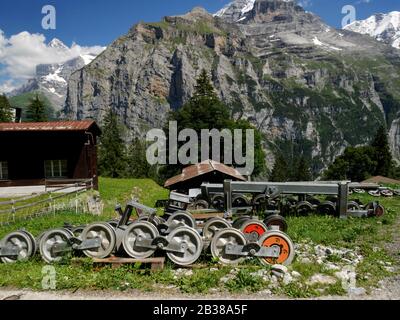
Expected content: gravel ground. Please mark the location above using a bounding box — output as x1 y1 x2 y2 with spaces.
0 281 399 300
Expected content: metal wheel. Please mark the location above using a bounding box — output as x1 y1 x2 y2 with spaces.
354 189 366 194
232 216 251 229
368 190 381 197
240 220 268 242
210 228 247 265
71 226 85 238
1 231 36 263
286 197 298 206
252 194 267 212
232 195 249 208
137 215 164 227
296 201 314 216
306 196 321 206
166 227 203 266
193 199 209 210
347 201 361 211
167 211 196 229
20 230 37 254
81 222 116 259
258 230 295 266
317 201 336 216
366 202 385 217
203 217 231 241
263 215 288 232
39 228 74 263
211 195 225 211
107 220 119 229
122 221 158 259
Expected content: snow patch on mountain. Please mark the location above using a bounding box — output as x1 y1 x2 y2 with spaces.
344 11 400 49
215 0 296 23
241 0 256 15
313 37 342 51
214 0 257 22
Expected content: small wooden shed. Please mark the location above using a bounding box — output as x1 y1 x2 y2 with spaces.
0 120 101 189
164 159 246 192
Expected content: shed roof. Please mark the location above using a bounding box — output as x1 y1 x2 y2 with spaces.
164 160 246 188
0 120 101 135
361 176 400 185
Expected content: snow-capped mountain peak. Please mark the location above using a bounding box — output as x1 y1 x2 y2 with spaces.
214 0 295 23
48 38 69 51
214 0 256 20
344 11 400 49
9 48 105 112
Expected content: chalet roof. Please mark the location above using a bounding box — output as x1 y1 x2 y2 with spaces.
164 159 246 188
0 120 101 135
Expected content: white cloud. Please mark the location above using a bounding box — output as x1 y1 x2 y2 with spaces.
0 80 19 94
0 29 105 92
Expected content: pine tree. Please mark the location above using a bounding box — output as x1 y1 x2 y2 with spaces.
192 69 219 102
170 69 232 132
371 126 392 177
0 95 13 122
26 94 48 122
270 153 289 182
293 156 312 181
127 138 150 178
164 69 267 179
98 110 128 178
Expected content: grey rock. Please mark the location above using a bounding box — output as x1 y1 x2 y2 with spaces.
335 267 357 283
258 289 272 295
348 287 367 296
291 271 301 278
307 274 337 285
271 264 288 274
324 263 340 271
63 0 400 168
299 257 312 264
272 270 284 279
282 273 294 285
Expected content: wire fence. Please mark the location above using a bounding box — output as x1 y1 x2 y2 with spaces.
0 179 94 226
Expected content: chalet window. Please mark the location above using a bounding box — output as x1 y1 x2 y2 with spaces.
44 160 68 178
0 161 8 180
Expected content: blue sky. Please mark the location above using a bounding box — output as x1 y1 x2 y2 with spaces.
0 0 399 92
0 0 398 47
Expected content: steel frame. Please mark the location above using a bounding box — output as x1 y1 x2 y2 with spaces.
201 180 374 218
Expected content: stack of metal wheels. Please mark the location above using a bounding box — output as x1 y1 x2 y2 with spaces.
206 215 294 266
0 209 295 267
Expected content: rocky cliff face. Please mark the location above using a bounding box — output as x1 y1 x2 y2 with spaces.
64 0 400 172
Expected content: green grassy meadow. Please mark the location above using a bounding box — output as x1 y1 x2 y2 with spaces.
0 179 398 297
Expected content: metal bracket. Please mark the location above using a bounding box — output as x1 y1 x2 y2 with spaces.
51 242 73 254
225 244 280 258
0 245 20 257
72 238 102 251
345 210 369 218
134 236 186 254
244 232 261 243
